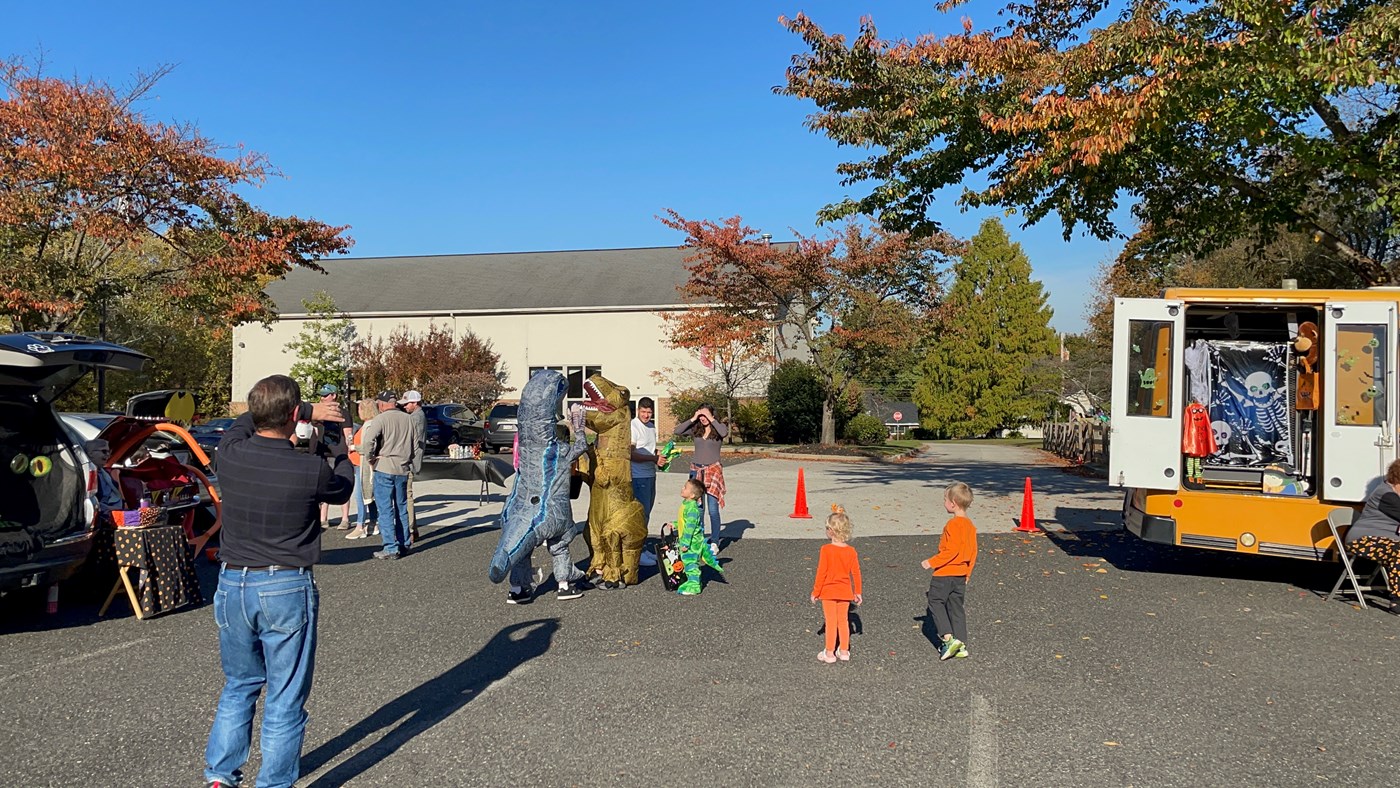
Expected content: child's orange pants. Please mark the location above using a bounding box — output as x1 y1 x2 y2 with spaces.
822 599 850 653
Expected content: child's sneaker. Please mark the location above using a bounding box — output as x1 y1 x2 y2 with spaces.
940 637 965 661
639 550 658 567
835 649 851 661
817 650 837 664
555 583 584 601
954 643 970 659
506 587 533 605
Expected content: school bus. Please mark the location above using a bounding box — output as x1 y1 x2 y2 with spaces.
1112 288 1399 559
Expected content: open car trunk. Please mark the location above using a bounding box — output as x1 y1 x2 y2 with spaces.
0 392 87 562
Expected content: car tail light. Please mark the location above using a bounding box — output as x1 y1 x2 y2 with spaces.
484 420 490 429
88 468 98 494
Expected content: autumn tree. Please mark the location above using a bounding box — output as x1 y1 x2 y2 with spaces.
0 59 352 333
915 218 1056 436
653 310 773 429
779 2 1400 283
351 323 509 415
659 211 955 444
51 245 234 415
286 292 355 395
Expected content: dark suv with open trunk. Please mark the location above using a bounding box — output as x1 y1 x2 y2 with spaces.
0 333 149 596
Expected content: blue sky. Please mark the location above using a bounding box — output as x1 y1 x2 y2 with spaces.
4 1 1132 333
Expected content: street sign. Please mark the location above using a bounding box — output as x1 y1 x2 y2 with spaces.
893 411 903 422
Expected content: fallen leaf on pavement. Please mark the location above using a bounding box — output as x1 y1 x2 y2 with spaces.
1096 568 1108 574
1104 741 1120 747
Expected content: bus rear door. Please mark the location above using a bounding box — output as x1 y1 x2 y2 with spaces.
1110 298 1185 489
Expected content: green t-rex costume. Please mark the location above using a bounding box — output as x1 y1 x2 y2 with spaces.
579 374 647 585
676 497 722 595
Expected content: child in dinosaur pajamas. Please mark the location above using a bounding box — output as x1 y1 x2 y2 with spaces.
675 478 722 595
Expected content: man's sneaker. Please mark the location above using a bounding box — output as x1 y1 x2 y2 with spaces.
940 637 965 661
345 526 368 540
506 588 533 605
556 584 585 601
372 549 400 560
954 643 970 659
639 550 658 567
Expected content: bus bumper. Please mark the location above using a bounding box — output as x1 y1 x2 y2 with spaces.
1123 492 1177 546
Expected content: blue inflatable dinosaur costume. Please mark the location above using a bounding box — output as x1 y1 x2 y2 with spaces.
488 369 589 587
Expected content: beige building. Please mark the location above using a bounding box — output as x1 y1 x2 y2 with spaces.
232 246 779 433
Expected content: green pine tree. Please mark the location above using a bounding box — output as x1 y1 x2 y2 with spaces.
915 218 1057 437
286 291 355 395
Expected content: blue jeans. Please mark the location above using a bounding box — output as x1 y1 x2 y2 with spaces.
631 475 657 525
374 471 410 553
688 467 723 541
353 464 377 525
205 566 318 788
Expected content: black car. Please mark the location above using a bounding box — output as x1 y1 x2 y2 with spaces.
0 333 149 595
422 403 486 455
190 417 235 455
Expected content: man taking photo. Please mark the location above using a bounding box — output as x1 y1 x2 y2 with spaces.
203 374 353 788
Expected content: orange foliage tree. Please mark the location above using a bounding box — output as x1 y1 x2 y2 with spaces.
350 323 510 416
658 210 956 444
0 59 352 332
779 2 1400 282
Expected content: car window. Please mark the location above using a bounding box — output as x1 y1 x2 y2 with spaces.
490 404 517 419
441 405 476 422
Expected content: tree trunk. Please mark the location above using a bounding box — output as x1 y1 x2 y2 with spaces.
821 399 837 445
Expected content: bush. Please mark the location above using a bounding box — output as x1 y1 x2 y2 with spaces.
767 360 822 444
843 413 888 445
734 401 773 444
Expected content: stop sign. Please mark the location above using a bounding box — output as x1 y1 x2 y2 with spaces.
893 411 903 422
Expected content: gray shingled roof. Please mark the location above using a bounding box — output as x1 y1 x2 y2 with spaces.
268 246 706 315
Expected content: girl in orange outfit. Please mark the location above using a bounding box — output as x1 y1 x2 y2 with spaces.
810 506 863 663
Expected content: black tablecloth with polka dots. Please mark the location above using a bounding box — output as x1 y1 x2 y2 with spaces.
113 525 202 617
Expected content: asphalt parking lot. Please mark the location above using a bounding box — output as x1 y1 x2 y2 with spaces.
2 443 1397 787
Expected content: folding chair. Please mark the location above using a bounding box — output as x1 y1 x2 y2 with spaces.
1323 507 1393 609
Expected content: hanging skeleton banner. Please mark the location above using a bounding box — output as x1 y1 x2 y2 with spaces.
1207 340 1293 468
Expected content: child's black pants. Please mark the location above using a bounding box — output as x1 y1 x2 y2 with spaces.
926 575 968 643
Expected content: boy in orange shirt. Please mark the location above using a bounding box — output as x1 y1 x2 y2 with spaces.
921 482 977 660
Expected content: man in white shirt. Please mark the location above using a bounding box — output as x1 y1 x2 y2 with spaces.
630 397 664 566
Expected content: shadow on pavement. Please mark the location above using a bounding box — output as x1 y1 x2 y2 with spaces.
1042 528 1338 589
301 619 559 785
825 457 1109 499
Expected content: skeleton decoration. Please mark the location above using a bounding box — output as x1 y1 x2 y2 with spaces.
1207 340 1294 468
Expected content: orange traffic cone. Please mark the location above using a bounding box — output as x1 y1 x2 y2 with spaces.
790 467 813 519
1015 476 1038 532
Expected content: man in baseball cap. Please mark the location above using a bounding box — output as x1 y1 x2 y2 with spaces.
398 390 426 541
376 390 399 403
317 383 339 397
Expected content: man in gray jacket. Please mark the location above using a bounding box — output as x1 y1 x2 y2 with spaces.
400 389 427 543
359 390 418 560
